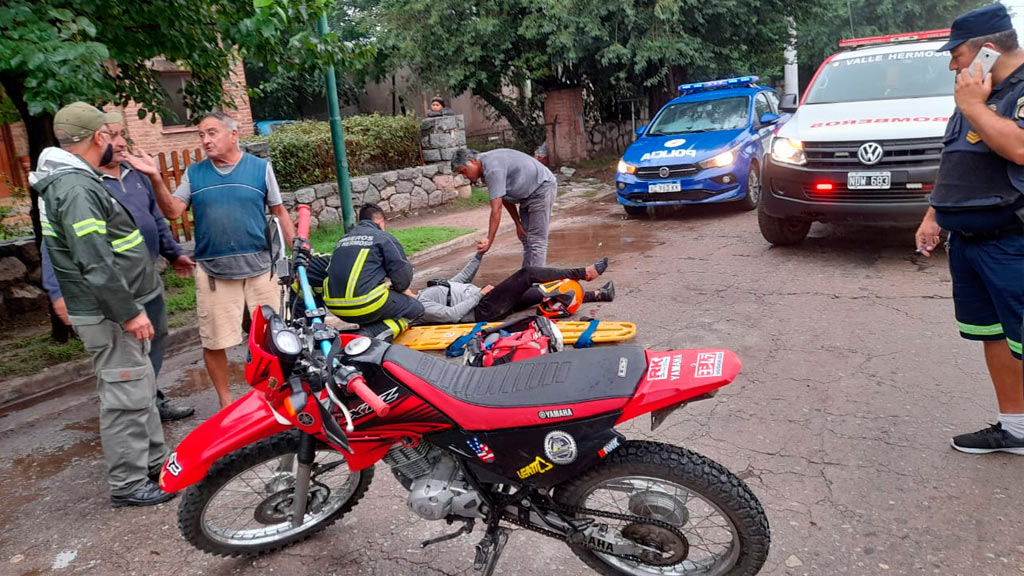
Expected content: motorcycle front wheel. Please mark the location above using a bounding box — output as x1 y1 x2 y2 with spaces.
555 440 769 576
178 430 373 557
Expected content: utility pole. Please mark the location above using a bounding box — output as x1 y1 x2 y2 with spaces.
784 17 799 97
317 13 355 230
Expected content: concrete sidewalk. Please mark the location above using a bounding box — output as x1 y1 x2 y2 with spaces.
0 177 612 409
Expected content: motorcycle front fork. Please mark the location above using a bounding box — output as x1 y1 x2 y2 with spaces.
289 432 317 528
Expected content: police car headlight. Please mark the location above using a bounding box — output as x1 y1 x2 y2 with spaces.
699 148 737 169
617 159 637 174
771 137 806 166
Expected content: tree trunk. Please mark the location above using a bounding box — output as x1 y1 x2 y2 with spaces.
0 75 71 343
647 66 688 119
475 88 543 149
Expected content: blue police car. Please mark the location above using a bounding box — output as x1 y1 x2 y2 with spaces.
616 76 785 216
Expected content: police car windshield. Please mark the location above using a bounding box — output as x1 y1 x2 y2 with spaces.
805 49 953 104
647 96 749 135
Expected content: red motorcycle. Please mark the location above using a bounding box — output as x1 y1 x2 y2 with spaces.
160 207 770 576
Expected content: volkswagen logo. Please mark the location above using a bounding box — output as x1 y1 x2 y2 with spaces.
658 166 671 178
857 142 884 165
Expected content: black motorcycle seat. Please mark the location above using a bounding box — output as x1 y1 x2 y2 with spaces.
382 345 647 408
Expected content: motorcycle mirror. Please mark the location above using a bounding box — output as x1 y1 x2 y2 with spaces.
265 216 286 276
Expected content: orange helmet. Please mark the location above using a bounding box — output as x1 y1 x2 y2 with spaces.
537 279 583 319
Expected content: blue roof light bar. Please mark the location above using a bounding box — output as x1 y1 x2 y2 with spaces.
677 75 760 94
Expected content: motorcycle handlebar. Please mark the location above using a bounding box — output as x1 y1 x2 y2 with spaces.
346 375 390 417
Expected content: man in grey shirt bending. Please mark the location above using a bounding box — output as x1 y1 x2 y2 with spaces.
452 148 557 267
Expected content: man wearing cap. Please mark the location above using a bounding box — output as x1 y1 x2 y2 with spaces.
39 125 197 423
915 3 1024 455
29 102 173 507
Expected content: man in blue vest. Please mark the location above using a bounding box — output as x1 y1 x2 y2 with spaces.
148 112 295 409
916 3 1024 455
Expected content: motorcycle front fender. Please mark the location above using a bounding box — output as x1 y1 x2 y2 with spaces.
159 390 291 493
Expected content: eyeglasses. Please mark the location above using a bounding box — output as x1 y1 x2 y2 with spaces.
98 128 129 139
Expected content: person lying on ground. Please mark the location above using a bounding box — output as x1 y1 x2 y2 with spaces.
416 252 614 324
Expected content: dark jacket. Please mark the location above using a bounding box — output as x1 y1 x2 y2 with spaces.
322 220 413 316
41 163 182 301
31 148 160 324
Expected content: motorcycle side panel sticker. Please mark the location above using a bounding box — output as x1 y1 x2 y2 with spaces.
646 354 683 381
538 408 573 420
466 437 495 463
694 352 724 378
517 456 554 479
598 437 621 458
165 452 182 477
544 431 578 464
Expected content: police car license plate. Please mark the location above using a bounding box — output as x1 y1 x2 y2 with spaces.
847 172 890 189
648 182 682 193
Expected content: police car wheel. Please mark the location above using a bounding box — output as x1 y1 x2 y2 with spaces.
738 163 761 211
623 205 647 217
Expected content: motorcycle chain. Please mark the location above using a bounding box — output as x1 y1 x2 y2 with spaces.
498 501 688 565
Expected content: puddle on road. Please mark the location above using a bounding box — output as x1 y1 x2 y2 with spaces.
168 362 247 398
419 214 664 286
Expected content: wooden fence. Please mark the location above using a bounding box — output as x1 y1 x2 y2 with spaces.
157 147 201 243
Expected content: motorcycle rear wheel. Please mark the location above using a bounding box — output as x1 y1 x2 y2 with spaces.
555 440 769 576
178 430 373 557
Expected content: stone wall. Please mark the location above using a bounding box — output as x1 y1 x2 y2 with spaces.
280 164 472 229
0 237 46 321
420 115 467 163
275 115 472 228
587 121 638 157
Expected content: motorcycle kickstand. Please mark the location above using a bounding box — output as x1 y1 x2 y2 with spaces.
473 526 511 576
420 519 475 548
289 433 317 528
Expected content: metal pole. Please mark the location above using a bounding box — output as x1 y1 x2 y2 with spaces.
318 13 355 230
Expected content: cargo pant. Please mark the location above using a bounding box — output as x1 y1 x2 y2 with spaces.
518 183 557 268
75 317 169 496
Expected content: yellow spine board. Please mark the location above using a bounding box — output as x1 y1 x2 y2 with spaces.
394 321 637 351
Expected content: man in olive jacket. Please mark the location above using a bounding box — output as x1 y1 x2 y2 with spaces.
30 102 173 508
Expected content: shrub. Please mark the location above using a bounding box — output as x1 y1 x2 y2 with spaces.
266 114 421 190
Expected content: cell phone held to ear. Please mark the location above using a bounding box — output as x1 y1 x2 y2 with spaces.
970 46 1001 78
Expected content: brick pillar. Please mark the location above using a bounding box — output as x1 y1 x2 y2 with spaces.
543 87 587 165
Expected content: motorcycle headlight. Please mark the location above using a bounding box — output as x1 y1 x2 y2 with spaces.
617 159 637 174
771 137 806 166
699 147 738 169
273 328 303 357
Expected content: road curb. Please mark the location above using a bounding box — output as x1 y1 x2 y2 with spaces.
0 323 200 410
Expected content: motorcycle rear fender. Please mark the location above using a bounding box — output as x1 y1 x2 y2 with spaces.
616 349 742 425
159 390 291 493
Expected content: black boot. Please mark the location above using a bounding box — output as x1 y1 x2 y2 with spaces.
158 398 195 422
583 281 615 303
110 480 177 508
593 257 609 275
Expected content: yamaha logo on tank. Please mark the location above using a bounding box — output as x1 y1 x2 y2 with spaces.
857 142 884 165
544 431 578 464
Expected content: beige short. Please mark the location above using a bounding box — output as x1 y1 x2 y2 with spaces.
195 266 280 350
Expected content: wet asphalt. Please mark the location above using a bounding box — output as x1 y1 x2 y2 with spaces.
1 193 1021 576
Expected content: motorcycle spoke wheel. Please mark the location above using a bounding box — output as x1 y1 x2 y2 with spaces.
581 475 737 575
556 441 769 576
179 431 373 557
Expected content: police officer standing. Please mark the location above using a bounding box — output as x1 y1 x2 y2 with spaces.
916 3 1024 455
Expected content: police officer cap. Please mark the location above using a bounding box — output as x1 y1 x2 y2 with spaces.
939 3 1014 52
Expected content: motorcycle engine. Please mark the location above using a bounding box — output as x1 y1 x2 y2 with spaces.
383 443 482 521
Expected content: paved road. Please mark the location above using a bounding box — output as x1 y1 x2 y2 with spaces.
1 195 1021 576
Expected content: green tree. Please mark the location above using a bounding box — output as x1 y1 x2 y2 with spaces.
379 0 822 145
0 0 364 339
794 0 986 93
